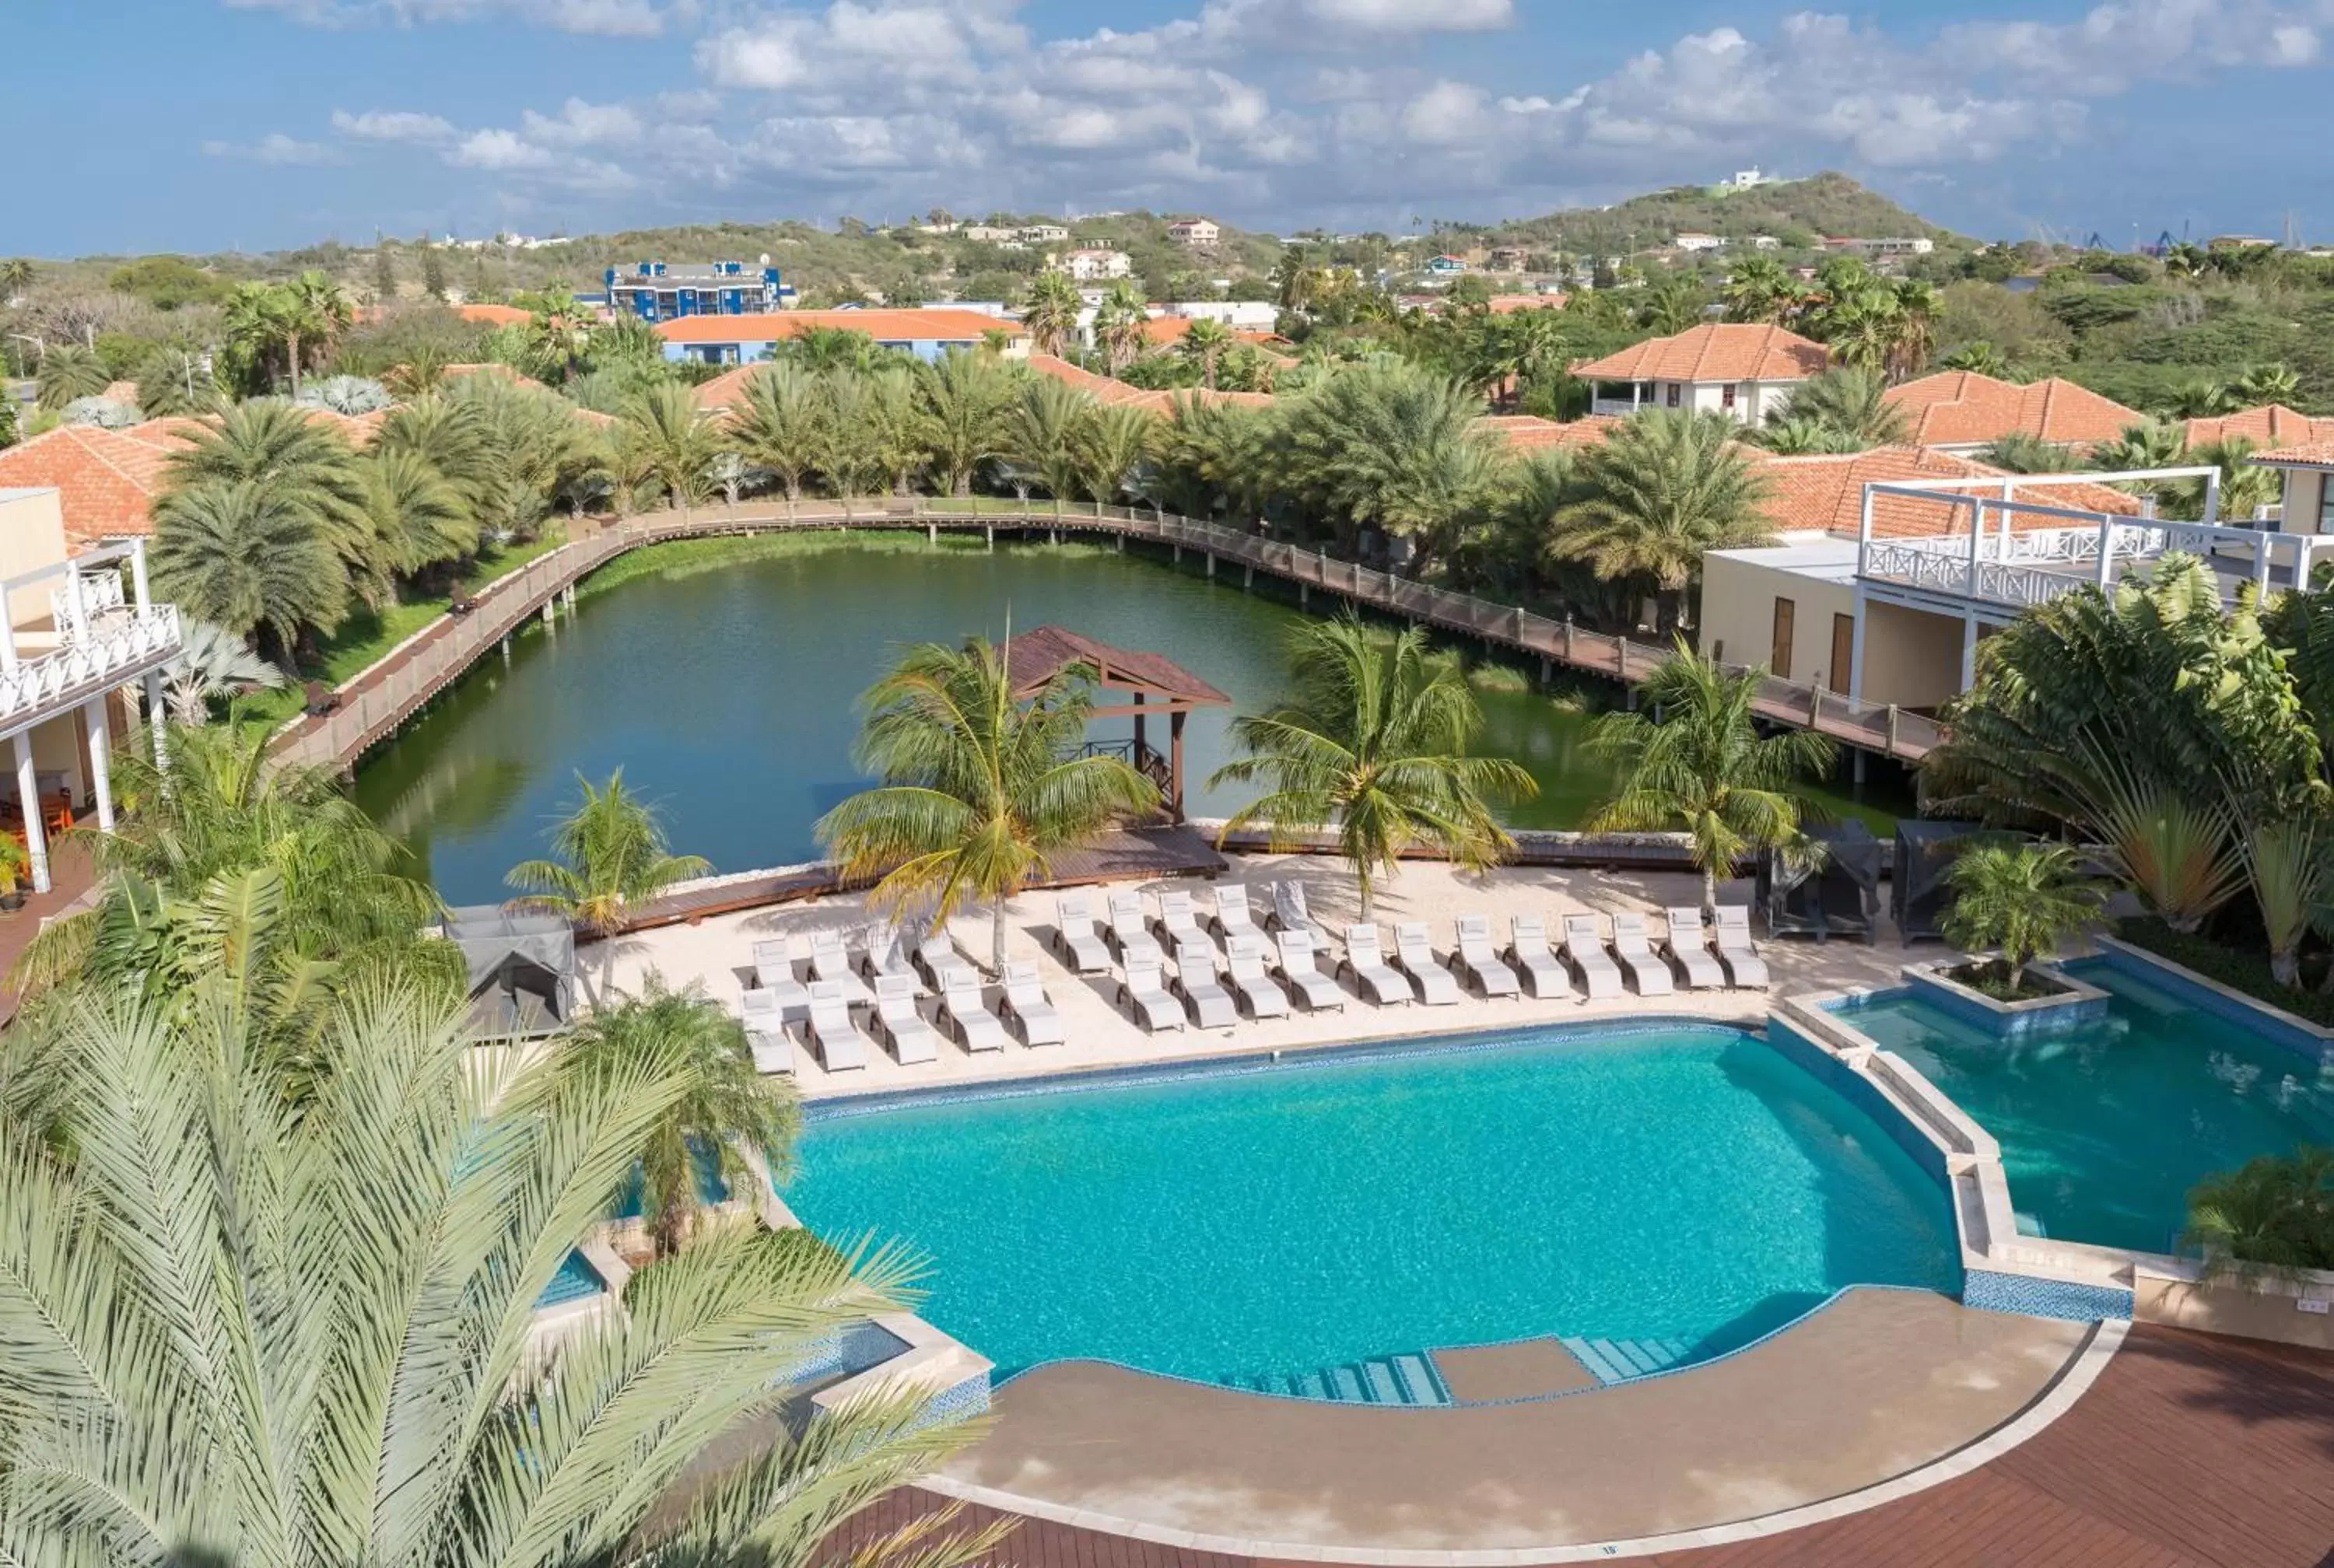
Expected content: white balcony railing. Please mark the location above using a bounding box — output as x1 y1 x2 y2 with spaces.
0 604 182 732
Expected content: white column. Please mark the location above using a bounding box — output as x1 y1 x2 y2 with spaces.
82 695 113 832
1857 485 1875 578
129 540 152 611
12 730 48 895
1961 613 1980 692
62 563 87 639
143 671 169 772
2096 508 2116 587
1966 498 1985 598
1848 583 1869 702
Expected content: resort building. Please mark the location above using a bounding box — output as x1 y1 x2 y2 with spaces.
0 486 179 894
0 425 173 550
2248 441 2334 533
655 309 1030 366
1882 371 2143 456
963 223 1069 247
1158 300 1279 331
605 261 794 324
2184 403 2334 450
1054 247 1133 281
1673 233 1726 253
1571 324 1830 423
1822 236 1936 257
1165 216 1221 247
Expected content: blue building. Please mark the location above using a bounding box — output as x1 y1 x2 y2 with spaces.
606 261 794 322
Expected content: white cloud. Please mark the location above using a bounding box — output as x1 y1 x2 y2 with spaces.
451 128 555 169
202 132 342 165
225 0 671 34
332 108 457 142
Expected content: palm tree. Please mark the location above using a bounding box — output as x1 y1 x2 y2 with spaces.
363 447 478 573
1181 317 1235 390
913 348 1010 495
1940 840 2107 993
1767 366 1908 449
1021 270 1083 359
2192 436 2284 522
623 381 722 516
812 373 893 499
1976 432 2080 474
1887 278 1940 379
560 974 803 1258
161 398 384 602
160 618 286 724
149 480 348 658
223 280 296 390
135 345 221 417
1277 361 1508 573
728 364 826 502
2182 1148 2334 1278
0 256 32 299
1272 245 1319 317
0 964 993 1568
1722 257 1800 324
519 285 594 380
786 325 880 373
2236 362 2301 405
1074 401 1156 505
2161 376 2236 418
2164 241 2212 279
1586 643 1837 911
1635 278 1708 336
33 341 108 410
1094 281 1150 376
1751 415 1859 455
284 268 355 396
1210 618 1536 916
1551 408 1773 633
1940 341 2012 377
816 638 1160 971
863 365 927 494
507 771 711 996
1003 375 1092 506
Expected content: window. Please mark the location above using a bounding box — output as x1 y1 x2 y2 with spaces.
1771 598 1796 680
2318 474 2334 534
1721 383 1737 410
1829 613 1855 693
1665 382 1680 408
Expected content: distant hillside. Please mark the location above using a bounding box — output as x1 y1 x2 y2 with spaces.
1490 173 1966 254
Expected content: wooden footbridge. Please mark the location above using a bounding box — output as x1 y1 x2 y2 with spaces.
269 499 1943 775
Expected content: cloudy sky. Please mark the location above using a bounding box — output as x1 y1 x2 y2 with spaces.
12 0 2334 256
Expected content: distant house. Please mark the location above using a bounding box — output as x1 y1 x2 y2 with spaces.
1724 167 1772 190
1056 248 1133 282
1425 254 1469 275
1822 236 1936 258
1165 216 1221 247
656 309 1029 366
962 223 1069 248
1882 371 2143 455
1569 324 1831 424
1673 233 1726 253
1161 300 1280 331
605 261 793 323
1751 235 1782 250
1485 247 1530 271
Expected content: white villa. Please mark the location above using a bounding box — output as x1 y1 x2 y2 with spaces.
1571 324 1831 425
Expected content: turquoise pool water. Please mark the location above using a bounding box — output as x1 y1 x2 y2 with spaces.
538 1248 605 1307
1838 958 2334 1254
786 1024 1960 1386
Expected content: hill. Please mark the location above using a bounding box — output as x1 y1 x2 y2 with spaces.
1489 172 1965 254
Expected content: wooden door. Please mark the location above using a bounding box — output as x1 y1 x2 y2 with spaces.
1770 597 1796 680
1829 612 1855 693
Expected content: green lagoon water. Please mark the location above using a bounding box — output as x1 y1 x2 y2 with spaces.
352 538 1907 905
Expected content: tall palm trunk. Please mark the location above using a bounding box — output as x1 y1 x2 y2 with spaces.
991 896 1008 975
286 330 303 397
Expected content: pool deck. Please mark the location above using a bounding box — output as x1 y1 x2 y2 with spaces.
604 855 1925 1099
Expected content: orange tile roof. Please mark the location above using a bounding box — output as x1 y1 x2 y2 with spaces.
1488 294 1567 313
100 380 141 406
693 362 763 412
1477 414 1617 452
2248 439 2334 468
654 309 1025 345
1883 371 2143 449
2182 404 2334 449
1749 445 2143 538
1024 354 1170 407
0 425 174 547
1570 324 1830 384
457 303 531 327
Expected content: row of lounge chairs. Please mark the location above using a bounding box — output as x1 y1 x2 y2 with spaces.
736 926 1066 1074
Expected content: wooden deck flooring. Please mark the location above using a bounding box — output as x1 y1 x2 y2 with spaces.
822 1325 2334 1568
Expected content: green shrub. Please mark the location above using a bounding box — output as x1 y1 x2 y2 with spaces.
2115 917 2334 1027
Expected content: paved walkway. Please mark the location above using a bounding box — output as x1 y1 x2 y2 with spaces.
0 828 96 1026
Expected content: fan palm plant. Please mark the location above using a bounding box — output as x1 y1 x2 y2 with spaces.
135 345 220 417
623 381 723 516
159 618 286 724
2182 1148 2334 1278
1721 257 1801 325
913 348 1011 496
1586 642 1838 911
1976 432 2080 474
149 479 349 657
1210 618 1536 916
2235 362 2302 404
816 637 1160 971
507 771 710 997
1940 340 2011 377
1634 278 1708 336
1550 408 1773 632
1939 840 2107 993
731 363 828 502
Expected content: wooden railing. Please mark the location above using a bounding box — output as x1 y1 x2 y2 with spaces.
271 499 1943 772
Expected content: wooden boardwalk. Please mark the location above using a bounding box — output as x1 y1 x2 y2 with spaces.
823 1325 2334 1568
269 502 1943 775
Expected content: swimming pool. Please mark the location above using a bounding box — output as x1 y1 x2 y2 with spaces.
1837 956 2334 1254
785 1024 1961 1390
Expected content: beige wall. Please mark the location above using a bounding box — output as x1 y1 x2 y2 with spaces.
2280 467 2329 534
0 489 72 632
2136 1266 2334 1354
1859 599 1968 712
1699 555 1856 682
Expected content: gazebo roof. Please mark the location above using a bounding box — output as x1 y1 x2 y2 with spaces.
1000 625 1231 711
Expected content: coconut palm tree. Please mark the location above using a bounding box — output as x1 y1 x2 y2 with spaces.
622 381 722 516
150 479 348 658
1180 317 1235 390
1094 281 1151 376
1766 366 1908 450
1021 270 1084 359
159 618 287 724
914 348 1011 495
507 770 711 997
1272 245 1319 317
1940 340 2012 377
0 256 32 299
1586 642 1838 911
519 285 594 380
1002 375 1092 506
1940 840 2107 993
1074 401 1156 504
1210 618 1536 917
816 637 1160 971
0 964 994 1568
1550 408 1773 633
33 341 108 410
559 973 802 1258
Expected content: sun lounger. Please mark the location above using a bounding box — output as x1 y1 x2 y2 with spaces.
808 930 872 1009
805 981 871 1072
1107 890 1166 967
913 933 978 992
1172 938 1239 1027
1561 915 1624 1000
1394 923 1462 1006
1052 893 1112 975
1209 884 1261 943
748 940 812 1022
1505 915 1572 1000
1155 889 1209 949
872 975 939 1065
1273 930 1347 1012
1000 961 1066 1047
1339 925 1416 1006
938 975 1011 1052
1712 905 1772 990
1225 936 1291 1020
1270 880 1333 945
1453 915 1523 999
860 923 923 991
1609 914 1677 996
1663 908 1728 991
737 989 797 1075
1117 961 1186 1032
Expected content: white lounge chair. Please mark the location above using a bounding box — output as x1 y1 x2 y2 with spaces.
1561 915 1624 1000
860 922 921 991
1663 908 1728 991
872 975 939 1065
1154 889 1209 950
808 930 872 1009
1107 890 1166 967
914 933 979 992
938 975 1010 1052
738 989 797 1076
1453 915 1523 999
1273 930 1346 1012
1609 914 1678 997
1052 893 1112 975
1394 922 1462 1006
805 981 872 1072
1225 936 1291 1020
1339 925 1417 1006
1505 915 1572 1000
1172 937 1239 1027
1271 880 1332 945
1117 961 1186 1032
748 940 812 1022
1712 905 1772 990
1209 884 1261 943
1000 961 1066 1047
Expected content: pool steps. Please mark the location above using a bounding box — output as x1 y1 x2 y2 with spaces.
1232 1353 1453 1405
1560 1335 1697 1384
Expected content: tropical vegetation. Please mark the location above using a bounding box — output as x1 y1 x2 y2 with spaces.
1937 841 2108 997
506 771 712 997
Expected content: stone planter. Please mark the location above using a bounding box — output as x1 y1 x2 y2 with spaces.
1902 958 2109 1037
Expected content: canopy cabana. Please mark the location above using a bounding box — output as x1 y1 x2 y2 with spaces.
1759 821 1883 943
442 905 576 1039
1001 625 1231 821
1894 820 1987 944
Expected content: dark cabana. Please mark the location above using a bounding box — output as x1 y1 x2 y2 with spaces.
442 905 577 1039
1894 821 1987 943
1760 821 1884 943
